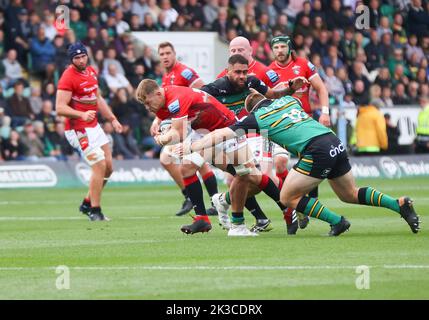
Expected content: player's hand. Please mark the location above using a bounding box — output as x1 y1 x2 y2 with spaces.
150 121 160 137
154 134 163 146
81 110 97 122
319 113 331 127
289 76 309 91
112 119 123 133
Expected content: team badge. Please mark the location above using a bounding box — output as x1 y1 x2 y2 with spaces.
167 99 180 113
292 66 301 75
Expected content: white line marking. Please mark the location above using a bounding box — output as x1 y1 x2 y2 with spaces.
0 265 428 271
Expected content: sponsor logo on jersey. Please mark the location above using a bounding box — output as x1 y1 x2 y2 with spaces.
181 68 194 80
329 143 345 158
167 99 180 113
266 70 279 83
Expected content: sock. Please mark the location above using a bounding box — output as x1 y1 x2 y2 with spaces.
202 171 218 197
245 196 268 220
181 188 189 199
225 192 231 205
231 212 244 224
90 206 101 214
194 215 210 223
83 197 91 205
358 187 400 213
259 174 287 210
183 174 207 216
276 169 289 183
283 207 296 225
296 196 341 225
308 187 319 198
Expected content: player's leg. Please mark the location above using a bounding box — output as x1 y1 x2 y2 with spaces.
179 152 212 234
198 162 219 216
160 147 193 216
328 171 421 233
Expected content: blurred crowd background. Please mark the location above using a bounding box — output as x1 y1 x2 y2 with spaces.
1 0 429 162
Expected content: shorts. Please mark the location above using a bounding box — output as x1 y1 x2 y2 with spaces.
293 133 351 179
272 143 289 159
65 124 109 164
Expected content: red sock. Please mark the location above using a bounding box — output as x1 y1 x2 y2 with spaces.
283 207 294 225
276 169 289 182
258 174 270 190
195 215 211 223
84 197 90 204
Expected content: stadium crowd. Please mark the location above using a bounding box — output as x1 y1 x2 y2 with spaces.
0 0 429 162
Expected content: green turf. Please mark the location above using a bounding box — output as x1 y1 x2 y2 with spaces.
0 177 428 299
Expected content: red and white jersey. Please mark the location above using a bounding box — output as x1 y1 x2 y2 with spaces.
156 86 236 132
162 61 201 87
57 65 99 131
217 59 280 88
269 57 318 115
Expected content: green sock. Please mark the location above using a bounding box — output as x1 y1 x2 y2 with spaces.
297 196 341 225
231 212 244 225
358 187 400 213
225 192 231 205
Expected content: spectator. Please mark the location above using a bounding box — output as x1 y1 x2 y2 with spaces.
211 7 229 39
415 95 429 153
147 0 162 22
142 12 160 31
384 113 400 155
41 83 56 107
257 13 272 35
405 34 425 63
392 64 410 87
369 84 384 108
103 47 126 76
20 121 44 160
104 63 134 96
129 64 146 89
365 29 382 71
242 13 260 39
84 27 105 54
368 0 380 29
349 61 371 89
416 67 428 85
53 35 69 75
376 16 392 39
311 29 330 61
7 81 34 127
340 27 358 67
379 32 393 65
392 12 407 44
70 9 88 41
250 31 272 63
381 86 394 108
284 0 305 21
1 129 25 161
188 0 206 26
132 0 150 23
0 107 11 140
293 14 312 38
36 100 56 137
407 0 429 38
41 13 57 41
392 83 411 105
374 67 391 89
29 27 56 81
352 79 370 106
148 61 163 85
272 13 292 36
1 49 24 88
355 102 388 156
408 81 420 104
258 0 278 27
322 45 344 71
113 122 140 159
45 121 75 160
130 14 144 31
203 0 219 29
29 87 43 116
325 0 350 30
160 0 179 29
388 48 410 80
336 66 353 94
114 8 131 35
392 31 404 50
324 66 345 102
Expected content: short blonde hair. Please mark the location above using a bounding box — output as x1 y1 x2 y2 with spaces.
245 90 266 113
135 79 160 104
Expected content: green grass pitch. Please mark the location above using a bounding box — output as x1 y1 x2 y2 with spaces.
0 177 428 299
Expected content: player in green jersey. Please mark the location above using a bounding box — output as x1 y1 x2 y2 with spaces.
182 92 421 236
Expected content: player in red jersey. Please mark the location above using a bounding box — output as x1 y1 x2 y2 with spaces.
136 80 289 236
56 42 123 221
269 35 331 229
150 41 219 217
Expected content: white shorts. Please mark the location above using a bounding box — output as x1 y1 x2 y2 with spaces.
65 124 109 165
272 143 289 159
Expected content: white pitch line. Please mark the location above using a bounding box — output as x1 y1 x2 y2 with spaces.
0 265 428 271
0 216 176 221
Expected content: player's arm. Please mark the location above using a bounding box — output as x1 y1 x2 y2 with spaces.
188 127 237 154
97 90 123 133
190 78 204 89
265 76 309 99
310 74 331 126
150 117 162 136
56 89 96 122
155 116 188 146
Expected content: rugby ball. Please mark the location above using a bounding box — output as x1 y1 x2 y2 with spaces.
159 119 172 134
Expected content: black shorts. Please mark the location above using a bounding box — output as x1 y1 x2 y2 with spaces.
293 133 351 179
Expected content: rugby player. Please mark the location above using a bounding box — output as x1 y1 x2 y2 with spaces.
56 42 123 221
